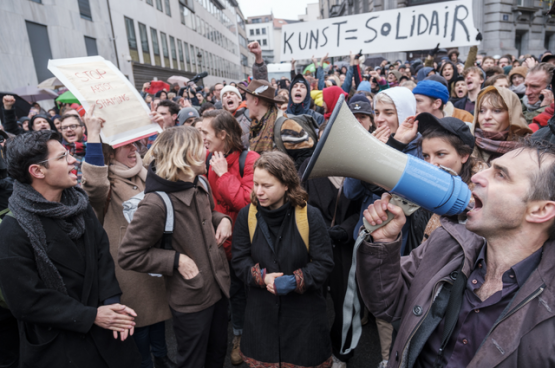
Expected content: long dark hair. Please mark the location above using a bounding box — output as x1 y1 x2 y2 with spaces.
419 128 478 184
251 151 308 208
203 110 244 153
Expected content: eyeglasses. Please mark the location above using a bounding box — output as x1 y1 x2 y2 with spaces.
36 150 70 165
60 124 82 131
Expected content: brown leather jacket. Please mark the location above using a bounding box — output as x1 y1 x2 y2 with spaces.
356 217 555 368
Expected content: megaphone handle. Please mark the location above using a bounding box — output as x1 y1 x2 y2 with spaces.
362 195 420 234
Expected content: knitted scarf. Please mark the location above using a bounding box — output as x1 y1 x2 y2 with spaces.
63 135 87 156
109 153 147 181
522 95 543 112
8 181 89 294
249 105 278 153
474 128 518 155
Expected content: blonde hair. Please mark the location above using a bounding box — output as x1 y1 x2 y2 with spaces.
144 126 205 181
374 91 394 106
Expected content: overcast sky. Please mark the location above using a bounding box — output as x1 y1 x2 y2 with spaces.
237 0 315 19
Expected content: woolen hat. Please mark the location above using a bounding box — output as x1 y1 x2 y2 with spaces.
416 112 475 149
177 107 199 125
220 85 242 100
238 79 285 104
413 80 449 104
389 70 402 81
509 66 528 80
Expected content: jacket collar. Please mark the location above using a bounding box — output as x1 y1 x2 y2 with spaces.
439 216 485 277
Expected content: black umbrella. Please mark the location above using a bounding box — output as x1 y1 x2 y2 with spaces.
0 92 32 121
363 56 386 68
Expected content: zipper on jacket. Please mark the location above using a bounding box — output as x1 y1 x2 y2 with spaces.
477 284 545 352
399 278 453 367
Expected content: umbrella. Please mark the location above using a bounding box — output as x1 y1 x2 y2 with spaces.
38 77 64 90
167 76 190 88
303 62 330 74
56 90 80 104
0 92 32 119
11 86 58 103
363 56 386 68
145 81 171 95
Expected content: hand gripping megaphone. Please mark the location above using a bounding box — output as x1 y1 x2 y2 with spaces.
302 94 471 220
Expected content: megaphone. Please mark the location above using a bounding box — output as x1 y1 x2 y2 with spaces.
302 94 470 217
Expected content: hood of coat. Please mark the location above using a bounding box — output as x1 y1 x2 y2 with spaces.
144 162 197 194
471 86 532 139
377 87 417 128
287 74 312 116
417 67 435 82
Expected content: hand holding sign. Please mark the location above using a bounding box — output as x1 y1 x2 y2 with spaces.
84 104 106 144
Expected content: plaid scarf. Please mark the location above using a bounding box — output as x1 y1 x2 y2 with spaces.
249 105 278 153
474 128 518 157
62 136 87 187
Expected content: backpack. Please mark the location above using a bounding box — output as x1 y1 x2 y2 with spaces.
273 114 319 153
122 176 209 251
247 203 310 252
206 149 249 178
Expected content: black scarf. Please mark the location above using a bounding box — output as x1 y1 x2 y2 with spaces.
8 181 89 294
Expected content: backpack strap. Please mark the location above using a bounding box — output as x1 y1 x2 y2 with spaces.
197 175 209 192
248 203 258 243
273 116 288 152
154 192 174 250
239 149 248 178
205 152 213 174
295 204 309 252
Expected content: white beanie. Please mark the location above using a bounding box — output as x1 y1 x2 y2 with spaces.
220 85 242 100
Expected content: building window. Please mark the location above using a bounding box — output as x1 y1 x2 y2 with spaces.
160 32 170 68
78 0 92 20
25 21 54 82
156 0 163 12
29 0 42 3
256 28 260 35
177 39 185 70
169 36 178 69
195 46 201 72
262 39 267 46
150 28 161 66
124 17 139 62
262 28 266 35
241 54 248 67
164 0 171 16
146 0 153 4
84 36 98 56
249 29 254 36
184 42 192 71
138 23 151 64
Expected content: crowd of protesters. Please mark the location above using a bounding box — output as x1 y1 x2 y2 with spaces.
1 37 555 368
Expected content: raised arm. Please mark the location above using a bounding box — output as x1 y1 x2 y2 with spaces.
248 41 268 81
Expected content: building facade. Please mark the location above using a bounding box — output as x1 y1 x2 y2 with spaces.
0 0 245 93
236 7 254 79
246 15 276 63
317 0 555 60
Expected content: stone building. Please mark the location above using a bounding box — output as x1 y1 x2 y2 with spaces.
0 0 246 93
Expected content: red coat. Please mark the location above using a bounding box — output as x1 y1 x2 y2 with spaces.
207 150 260 260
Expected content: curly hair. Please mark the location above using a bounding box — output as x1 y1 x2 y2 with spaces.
6 130 61 184
250 151 308 208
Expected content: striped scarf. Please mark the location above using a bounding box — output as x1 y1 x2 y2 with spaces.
474 128 518 158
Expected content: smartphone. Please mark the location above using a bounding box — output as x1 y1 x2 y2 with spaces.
278 80 287 89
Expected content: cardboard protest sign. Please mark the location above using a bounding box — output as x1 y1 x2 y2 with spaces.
48 56 161 147
281 0 479 60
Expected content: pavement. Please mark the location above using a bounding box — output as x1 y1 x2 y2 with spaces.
164 295 383 368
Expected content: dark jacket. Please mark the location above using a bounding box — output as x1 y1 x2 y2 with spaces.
2 108 24 135
0 205 140 368
356 217 555 368
232 203 334 366
287 74 325 126
118 166 231 314
453 96 474 115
